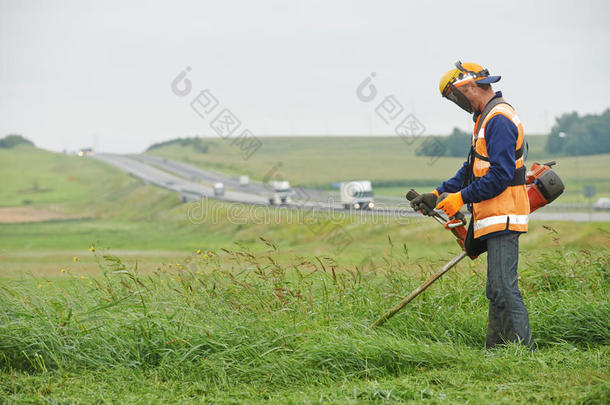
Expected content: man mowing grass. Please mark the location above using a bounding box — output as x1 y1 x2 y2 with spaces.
410 61 533 349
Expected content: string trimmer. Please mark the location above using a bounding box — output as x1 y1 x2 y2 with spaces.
371 161 564 327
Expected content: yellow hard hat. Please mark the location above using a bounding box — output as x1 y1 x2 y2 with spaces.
439 61 501 96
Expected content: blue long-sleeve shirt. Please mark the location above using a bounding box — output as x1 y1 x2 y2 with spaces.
436 93 521 240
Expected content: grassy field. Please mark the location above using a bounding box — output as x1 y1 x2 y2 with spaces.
1 145 609 403
1 241 608 403
0 145 139 209
146 135 610 203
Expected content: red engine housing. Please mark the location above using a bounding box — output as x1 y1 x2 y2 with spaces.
525 161 565 213
527 185 548 213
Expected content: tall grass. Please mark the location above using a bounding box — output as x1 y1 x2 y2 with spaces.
0 241 608 402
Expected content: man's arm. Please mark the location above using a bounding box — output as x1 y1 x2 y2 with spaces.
435 161 468 195
460 115 518 204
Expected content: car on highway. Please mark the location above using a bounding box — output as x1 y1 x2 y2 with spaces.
77 148 93 157
593 198 610 210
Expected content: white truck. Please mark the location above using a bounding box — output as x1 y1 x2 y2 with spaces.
268 181 292 205
213 182 224 197
340 180 374 210
239 175 249 187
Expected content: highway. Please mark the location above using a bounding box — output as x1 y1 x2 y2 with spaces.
94 154 269 205
130 154 335 204
94 153 610 222
94 153 374 213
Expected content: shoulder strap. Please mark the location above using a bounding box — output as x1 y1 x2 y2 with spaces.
474 97 512 137
473 165 526 186
474 140 524 162
470 97 525 187
472 97 516 161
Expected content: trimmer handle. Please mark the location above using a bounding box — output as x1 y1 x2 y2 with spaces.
406 189 435 215
407 188 465 223
405 188 420 202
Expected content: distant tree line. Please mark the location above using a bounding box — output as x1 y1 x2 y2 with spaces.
146 137 210 153
415 127 470 158
0 134 34 148
545 109 610 155
417 108 610 158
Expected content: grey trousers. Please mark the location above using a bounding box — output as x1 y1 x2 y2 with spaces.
485 232 533 349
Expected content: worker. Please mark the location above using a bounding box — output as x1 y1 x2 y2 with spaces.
410 61 532 349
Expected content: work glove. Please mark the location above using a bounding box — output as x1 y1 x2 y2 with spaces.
436 191 464 217
410 190 439 216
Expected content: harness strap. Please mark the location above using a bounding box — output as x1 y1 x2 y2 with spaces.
473 165 526 186
474 97 512 136
473 142 524 162
465 97 525 194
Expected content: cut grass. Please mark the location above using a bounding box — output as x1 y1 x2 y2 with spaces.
1 356 608 403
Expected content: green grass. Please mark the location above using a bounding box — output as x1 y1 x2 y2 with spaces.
0 145 141 209
146 135 610 202
2 145 609 402
2 196 608 279
1 242 608 403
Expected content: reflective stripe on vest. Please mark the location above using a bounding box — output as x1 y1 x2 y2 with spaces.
473 214 529 232
471 102 530 238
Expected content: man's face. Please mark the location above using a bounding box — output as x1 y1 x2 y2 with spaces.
454 82 476 102
447 81 476 114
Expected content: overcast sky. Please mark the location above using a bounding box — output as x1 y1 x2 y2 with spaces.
1 0 609 153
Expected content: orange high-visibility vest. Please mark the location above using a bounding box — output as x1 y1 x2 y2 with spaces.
471 101 530 239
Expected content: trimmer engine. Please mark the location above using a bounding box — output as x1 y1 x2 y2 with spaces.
526 161 565 212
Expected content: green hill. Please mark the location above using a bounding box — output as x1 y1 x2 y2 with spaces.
0 134 34 149
0 144 130 208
